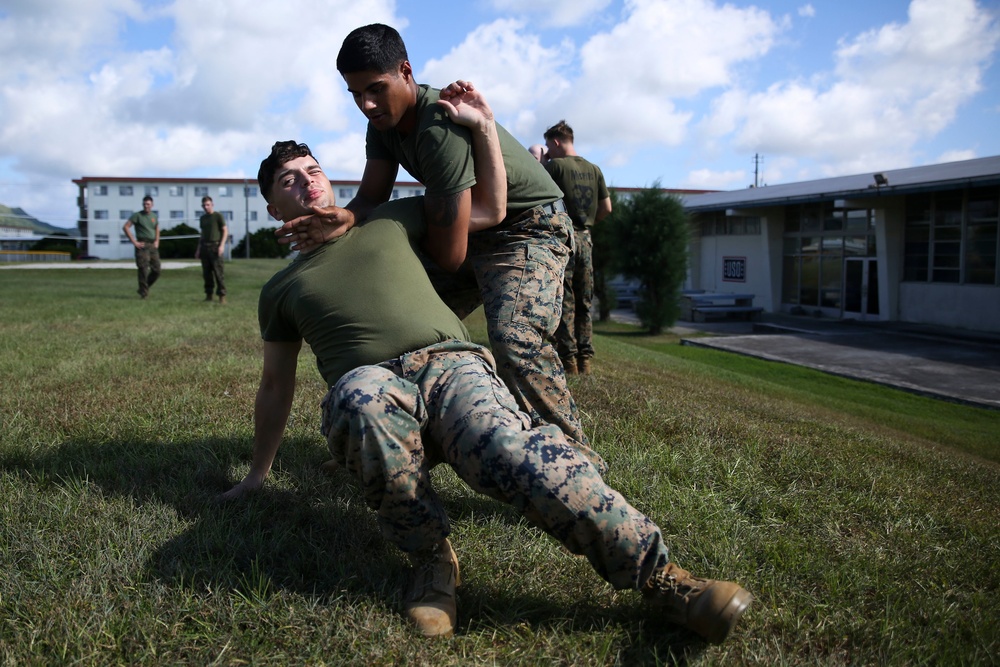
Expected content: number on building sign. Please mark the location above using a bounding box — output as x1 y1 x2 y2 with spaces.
723 256 746 282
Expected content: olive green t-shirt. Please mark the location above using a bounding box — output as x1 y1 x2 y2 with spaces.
127 210 158 241
365 84 564 220
199 211 227 243
545 156 609 229
257 197 469 387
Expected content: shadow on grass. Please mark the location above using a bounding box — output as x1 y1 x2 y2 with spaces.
0 435 708 661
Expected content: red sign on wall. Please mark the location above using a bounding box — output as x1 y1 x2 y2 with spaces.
722 256 747 282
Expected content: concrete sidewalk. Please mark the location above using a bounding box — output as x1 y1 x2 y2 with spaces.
609 310 1000 410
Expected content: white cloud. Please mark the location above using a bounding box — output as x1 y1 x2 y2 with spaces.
417 18 575 125
0 0 404 224
684 168 747 189
489 0 613 28
798 5 815 18
700 0 1000 178
542 0 783 156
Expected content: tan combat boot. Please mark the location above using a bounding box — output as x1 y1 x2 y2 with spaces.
577 357 592 375
404 538 461 638
218 295 226 305
643 563 752 644
563 357 578 375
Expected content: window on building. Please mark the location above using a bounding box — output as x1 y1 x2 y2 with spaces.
244 186 258 198
94 210 109 219
965 187 999 285
119 186 133 196
120 234 130 244
120 210 133 220
221 210 234 221
410 188 423 197
391 189 400 200
218 186 232 197
94 234 109 245
169 186 184 197
696 212 761 236
931 193 962 283
170 210 185 219
194 186 208 197
250 211 258 221
339 188 353 199
903 187 999 285
782 203 876 310
145 186 158 196
93 185 108 196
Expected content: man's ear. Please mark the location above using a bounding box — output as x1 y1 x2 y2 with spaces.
399 60 413 81
267 203 283 221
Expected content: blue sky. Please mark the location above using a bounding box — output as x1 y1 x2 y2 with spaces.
0 0 997 228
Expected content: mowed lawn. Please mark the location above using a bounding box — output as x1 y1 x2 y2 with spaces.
1 261 997 666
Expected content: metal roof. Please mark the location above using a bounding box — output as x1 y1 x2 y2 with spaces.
681 155 1000 212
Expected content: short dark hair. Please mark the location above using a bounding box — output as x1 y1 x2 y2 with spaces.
201 195 213 204
257 141 315 203
142 195 153 203
544 120 574 144
337 23 409 75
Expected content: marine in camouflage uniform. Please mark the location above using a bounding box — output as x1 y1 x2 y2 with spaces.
330 27 602 472
544 120 612 374
231 143 750 642
123 195 161 299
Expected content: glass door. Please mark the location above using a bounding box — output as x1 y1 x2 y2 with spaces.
843 257 879 319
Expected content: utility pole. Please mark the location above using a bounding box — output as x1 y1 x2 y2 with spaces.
244 178 250 259
753 154 763 188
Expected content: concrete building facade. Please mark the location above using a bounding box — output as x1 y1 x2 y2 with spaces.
680 156 1000 333
73 176 425 260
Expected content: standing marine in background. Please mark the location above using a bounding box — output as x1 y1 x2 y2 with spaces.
543 120 612 375
195 195 228 304
122 194 161 299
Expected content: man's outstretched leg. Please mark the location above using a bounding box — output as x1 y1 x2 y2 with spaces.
413 343 752 643
323 364 460 638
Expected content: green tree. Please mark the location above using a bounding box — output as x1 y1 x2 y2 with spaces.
31 232 81 258
612 185 690 334
158 223 199 259
591 189 620 321
233 227 291 259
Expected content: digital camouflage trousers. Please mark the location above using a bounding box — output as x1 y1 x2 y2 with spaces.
320 340 669 590
420 206 606 474
555 227 594 362
134 244 161 297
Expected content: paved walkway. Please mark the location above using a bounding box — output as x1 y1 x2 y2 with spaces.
609 310 1000 410
0 261 198 270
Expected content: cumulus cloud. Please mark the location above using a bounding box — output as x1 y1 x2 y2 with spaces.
702 0 1000 176
547 0 783 155
489 0 614 28
0 0 405 225
418 18 575 124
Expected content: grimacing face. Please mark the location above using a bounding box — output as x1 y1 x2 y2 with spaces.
265 155 335 221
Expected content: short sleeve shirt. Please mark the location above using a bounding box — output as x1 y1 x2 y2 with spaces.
258 197 470 387
128 210 158 241
545 156 609 228
199 211 227 243
365 85 564 220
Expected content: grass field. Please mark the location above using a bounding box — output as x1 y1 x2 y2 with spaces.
1 261 997 666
